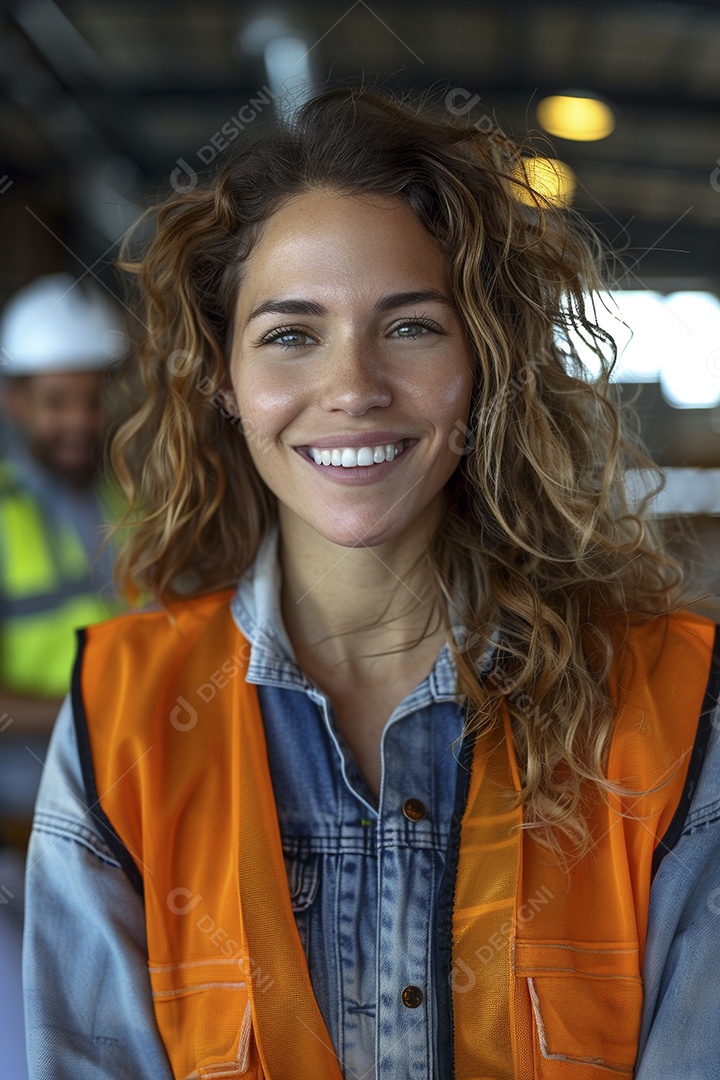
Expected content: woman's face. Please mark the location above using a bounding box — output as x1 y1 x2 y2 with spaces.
228 189 474 549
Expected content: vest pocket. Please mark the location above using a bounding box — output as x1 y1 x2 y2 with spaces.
514 939 642 1076
149 962 263 1078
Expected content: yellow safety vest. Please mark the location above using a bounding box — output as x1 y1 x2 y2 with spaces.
0 462 121 697
73 591 717 1078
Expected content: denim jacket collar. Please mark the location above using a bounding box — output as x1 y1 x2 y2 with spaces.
230 525 462 707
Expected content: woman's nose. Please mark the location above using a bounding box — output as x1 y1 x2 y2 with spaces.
317 342 392 415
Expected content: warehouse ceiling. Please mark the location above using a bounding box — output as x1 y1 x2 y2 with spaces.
2 0 720 289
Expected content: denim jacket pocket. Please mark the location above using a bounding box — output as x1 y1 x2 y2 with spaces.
514 939 643 1077
149 960 263 1078
284 850 321 956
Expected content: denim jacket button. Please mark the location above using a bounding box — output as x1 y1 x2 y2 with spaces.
401 985 424 1008
403 798 426 821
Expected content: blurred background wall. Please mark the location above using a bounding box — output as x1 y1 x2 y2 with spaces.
1 0 719 603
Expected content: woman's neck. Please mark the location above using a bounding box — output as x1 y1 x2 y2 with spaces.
278 507 447 686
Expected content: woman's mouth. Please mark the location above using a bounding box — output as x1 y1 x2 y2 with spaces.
305 439 410 468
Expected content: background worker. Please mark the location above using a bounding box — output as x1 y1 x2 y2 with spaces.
0 272 125 1078
0 271 125 745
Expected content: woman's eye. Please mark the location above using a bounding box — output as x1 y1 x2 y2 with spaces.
389 319 444 340
262 327 315 349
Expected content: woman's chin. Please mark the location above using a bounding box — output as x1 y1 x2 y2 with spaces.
278 506 407 551
312 522 400 550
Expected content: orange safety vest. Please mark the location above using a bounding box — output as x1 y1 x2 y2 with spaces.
72 591 718 1079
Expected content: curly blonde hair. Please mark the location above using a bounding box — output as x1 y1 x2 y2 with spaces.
112 85 684 851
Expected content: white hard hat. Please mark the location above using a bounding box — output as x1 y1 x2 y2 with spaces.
0 272 127 376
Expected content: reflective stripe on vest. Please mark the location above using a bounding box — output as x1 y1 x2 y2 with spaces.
73 595 717 1079
0 477 120 696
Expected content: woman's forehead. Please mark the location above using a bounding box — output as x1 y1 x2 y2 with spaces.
234 189 452 312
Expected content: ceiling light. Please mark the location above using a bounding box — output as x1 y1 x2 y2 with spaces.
562 290 720 409
239 15 314 120
537 94 615 142
513 157 577 207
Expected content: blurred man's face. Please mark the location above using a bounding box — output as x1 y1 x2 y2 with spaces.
4 371 106 487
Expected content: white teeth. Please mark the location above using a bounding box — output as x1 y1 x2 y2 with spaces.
309 441 404 467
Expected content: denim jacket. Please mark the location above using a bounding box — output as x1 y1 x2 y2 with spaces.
23 535 720 1078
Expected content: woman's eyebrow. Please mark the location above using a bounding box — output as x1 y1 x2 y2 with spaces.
246 298 326 324
245 289 455 326
374 290 455 313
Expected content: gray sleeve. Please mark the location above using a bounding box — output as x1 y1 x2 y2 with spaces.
635 718 720 1079
23 697 173 1079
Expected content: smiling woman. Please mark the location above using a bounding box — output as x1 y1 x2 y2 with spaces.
23 86 720 1080
228 190 474 551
